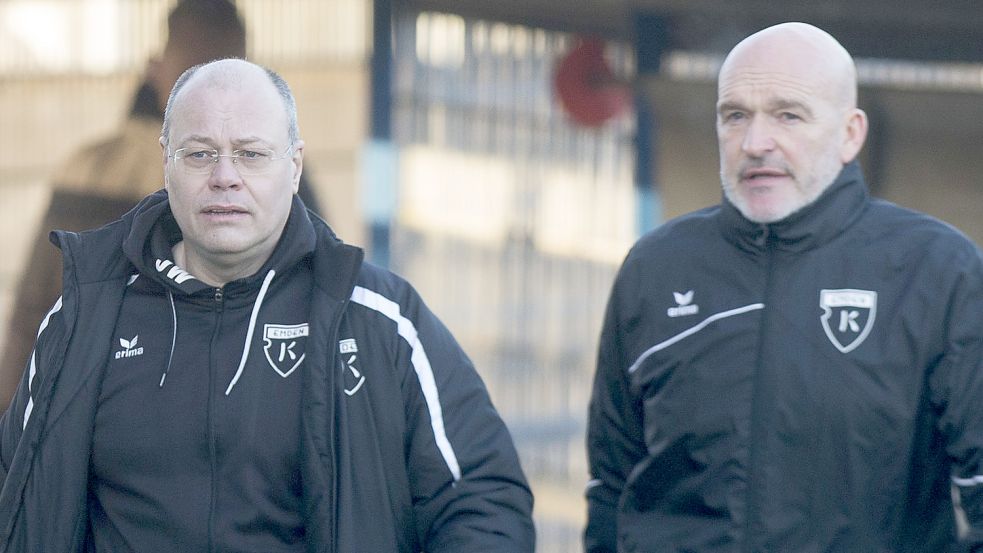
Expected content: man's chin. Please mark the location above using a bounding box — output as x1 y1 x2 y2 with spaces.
198 239 252 258
736 198 798 224
724 184 789 222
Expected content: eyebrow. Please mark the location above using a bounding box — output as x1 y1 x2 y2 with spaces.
716 98 815 119
230 136 271 146
716 101 744 115
177 135 271 147
768 98 814 118
176 135 215 146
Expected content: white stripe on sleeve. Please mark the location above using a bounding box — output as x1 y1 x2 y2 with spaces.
952 474 983 487
24 296 64 430
350 285 462 481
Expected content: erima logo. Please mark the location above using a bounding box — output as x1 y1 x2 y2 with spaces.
155 259 196 284
114 335 144 359
667 290 699 318
340 338 365 396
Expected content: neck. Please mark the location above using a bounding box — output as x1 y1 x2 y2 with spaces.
171 241 269 288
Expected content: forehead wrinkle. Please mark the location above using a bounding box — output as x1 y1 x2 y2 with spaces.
174 134 216 147
718 69 833 115
720 68 827 98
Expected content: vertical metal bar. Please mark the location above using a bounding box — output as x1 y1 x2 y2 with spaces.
635 91 658 234
634 12 669 235
366 0 395 267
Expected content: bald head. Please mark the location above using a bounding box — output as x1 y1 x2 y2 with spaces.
720 22 858 112
161 59 300 150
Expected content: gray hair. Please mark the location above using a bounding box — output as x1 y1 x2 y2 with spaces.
160 59 300 150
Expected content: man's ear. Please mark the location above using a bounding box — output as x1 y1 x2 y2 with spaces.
839 108 868 164
291 140 305 194
160 136 170 189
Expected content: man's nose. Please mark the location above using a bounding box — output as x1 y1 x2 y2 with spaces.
208 155 243 189
741 116 776 157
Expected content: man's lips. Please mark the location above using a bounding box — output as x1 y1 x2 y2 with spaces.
741 167 788 181
200 205 249 218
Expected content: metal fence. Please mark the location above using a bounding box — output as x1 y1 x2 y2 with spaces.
391 10 637 551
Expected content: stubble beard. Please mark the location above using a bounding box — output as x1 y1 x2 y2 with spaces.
721 146 845 224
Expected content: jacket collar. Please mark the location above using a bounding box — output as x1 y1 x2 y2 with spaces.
119 190 359 299
718 161 869 254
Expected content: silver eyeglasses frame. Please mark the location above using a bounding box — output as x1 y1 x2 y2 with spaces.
167 144 294 174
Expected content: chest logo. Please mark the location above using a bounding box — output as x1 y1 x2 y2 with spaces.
667 290 699 318
820 289 877 353
114 335 144 359
263 323 308 377
339 338 365 396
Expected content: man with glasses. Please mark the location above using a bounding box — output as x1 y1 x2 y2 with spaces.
0 59 535 552
0 0 325 411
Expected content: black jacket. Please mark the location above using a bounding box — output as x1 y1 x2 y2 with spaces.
586 162 983 552
0 191 534 552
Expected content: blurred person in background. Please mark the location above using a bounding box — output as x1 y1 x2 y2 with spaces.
585 22 983 552
0 58 534 552
0 0 322 409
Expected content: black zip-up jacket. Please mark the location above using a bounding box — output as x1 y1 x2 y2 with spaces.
586 162 983 552
0 190 534 552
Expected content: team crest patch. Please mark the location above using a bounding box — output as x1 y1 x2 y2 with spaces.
263 323 309 377
339 338 365 396
819 289 877 353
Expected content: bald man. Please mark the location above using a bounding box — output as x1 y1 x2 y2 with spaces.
0 0 323 410
0 59 534 552
586 22 983 552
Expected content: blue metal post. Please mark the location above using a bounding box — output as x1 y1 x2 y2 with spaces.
365 0 395 267
633 13 669 235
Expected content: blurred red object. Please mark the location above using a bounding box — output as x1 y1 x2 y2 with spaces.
554 36 632 128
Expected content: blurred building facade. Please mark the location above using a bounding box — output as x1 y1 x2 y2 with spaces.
2 2 983 552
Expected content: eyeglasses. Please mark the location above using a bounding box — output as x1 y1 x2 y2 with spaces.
168 145 293 175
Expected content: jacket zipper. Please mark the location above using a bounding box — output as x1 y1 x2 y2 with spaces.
745 224 772 553
207 287 224 553
327 295 351 553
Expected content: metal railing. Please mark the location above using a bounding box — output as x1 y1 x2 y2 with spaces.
392 11 637 551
